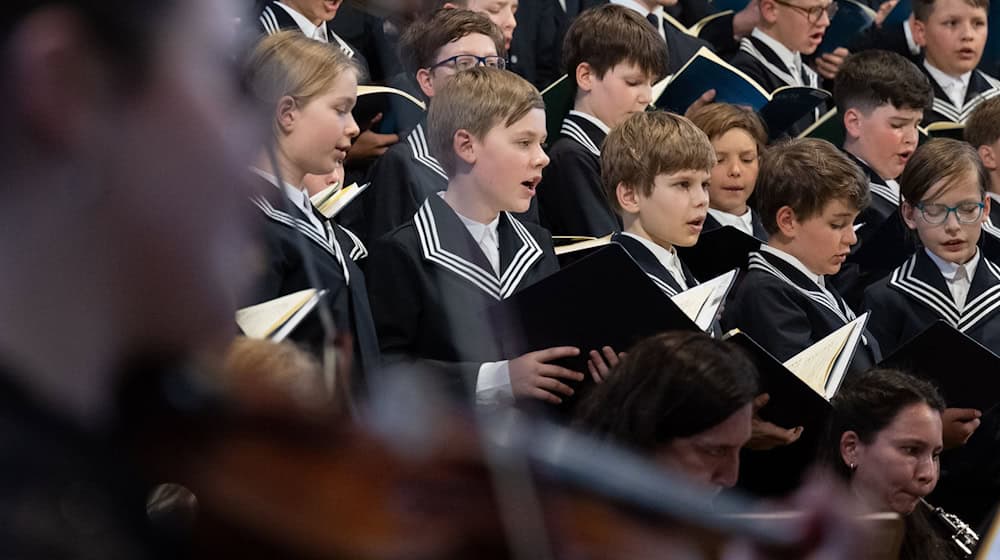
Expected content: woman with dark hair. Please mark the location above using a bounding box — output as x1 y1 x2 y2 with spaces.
573 331 759 496
826 369 965 560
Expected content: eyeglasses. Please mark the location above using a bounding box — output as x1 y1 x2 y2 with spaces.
429 54 506 72
914 201 985 225
772 0 838 23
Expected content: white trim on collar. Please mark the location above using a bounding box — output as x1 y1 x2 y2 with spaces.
568 110 611 135
924 60 972 109
750 28 803 84
621 232 689 290
760 244 825 288
275 2 328 42
925 246 980 283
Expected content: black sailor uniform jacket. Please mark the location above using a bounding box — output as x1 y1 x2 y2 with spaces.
246 175 380 386
702 210 769 240
538 112 621 237
611 232 699 297
256 1 370 80
728 34 822 137
863 249 1000 356
920 65 1000 125
722 249 882 372
365 195 560 398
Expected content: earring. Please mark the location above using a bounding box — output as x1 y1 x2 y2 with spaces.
849 463 857 472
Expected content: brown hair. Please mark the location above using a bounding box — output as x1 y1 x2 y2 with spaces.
399 8 506 76
562 4 669 83
899 138 988 204
243 31 357 120
755 139 869 234
687 103 768 152
221 337 329 412
601 111 716 214
913 0 989 20
833 50 933 114
965 96 1000 149
427 66 544 176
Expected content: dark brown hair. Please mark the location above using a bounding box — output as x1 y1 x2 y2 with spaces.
899 138 988 204
602 111 716 214
965 96 1000 149
562 4 669 83
573 331 759 452
913 0 989 20
755 138 869 234
399 8 506 76
834 50 933 115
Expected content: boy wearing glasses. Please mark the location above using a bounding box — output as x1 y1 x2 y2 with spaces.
722 139 881 371
537 5 668 237
910 0 998 125
728 0 842 135
864 139 1000 355
361 9 507 243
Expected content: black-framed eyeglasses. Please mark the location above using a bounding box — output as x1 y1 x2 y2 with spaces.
429 54 507 72
772 0 838 23
914 201 985 225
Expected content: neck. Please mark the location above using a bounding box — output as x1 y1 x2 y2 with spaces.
442 177 501 224
623 216 673 252
767 237 822 275
283 1 324 26
843 143 892 180
636 0 660 12
989 173 1000 197
571 100 607 129
715 204 748 216
757 26 796 54
256 146 305 191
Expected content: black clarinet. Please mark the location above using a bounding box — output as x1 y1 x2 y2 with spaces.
921 498 980 558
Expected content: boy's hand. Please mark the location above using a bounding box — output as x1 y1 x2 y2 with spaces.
586 346 625 384
684 89 717 118
874 0 898 26
732 0 761 38
509 346 584 404
815 48 850 80
941 407 982 449
746 394 804 450
347 114 399 162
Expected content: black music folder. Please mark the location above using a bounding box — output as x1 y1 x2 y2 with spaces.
675 225 763 280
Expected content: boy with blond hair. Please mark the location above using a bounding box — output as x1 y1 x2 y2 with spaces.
366 68 588 405
722 139 881 371
911 0 999 124
601 111 715 295
538 4 669 237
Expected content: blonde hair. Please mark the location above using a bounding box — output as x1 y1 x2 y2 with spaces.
427 66 544 176
687 103 768 152
601 111 716 214
243 31 358 124
221 336 329 411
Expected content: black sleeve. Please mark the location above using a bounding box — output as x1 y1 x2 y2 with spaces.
538 147 619 237
365 235 481 397
723 281 818 362
862 283 903 356
363 148 421 244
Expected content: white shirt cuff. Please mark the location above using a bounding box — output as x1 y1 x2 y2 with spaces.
475 360 513 405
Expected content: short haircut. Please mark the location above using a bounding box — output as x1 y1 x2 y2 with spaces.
573 331 759 452
687 102 768 152
602 111 717 214
427 66 544 176
755 138 870 234
899 138 989 204
825 368 945 480
243 31 358 118
913 0 989 20
399 8 506 76
965 96 1000 149
834 50 933 115
562 4 669 83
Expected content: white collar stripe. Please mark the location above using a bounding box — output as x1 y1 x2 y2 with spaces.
748 253 850 322
649 273 679 296
560 119 601 156
739 39 815 88
889 255 960 324
868 182 899 205
252 196 339 259
337 224 368 261
498 217 543 298
982 220 1000 238
407 124 448 179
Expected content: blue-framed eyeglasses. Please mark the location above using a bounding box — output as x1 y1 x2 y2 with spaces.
429 54 506 72
914 201 985 225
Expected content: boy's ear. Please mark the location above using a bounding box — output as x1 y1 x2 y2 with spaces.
910 18 927 47
843 108 864 140
453 128 477 166
900 200 919 230
576 62 595 93
415 68 435 98
276 96 298 134
616 181 641 214
759 0 779 24
982 195 991 223
774 205 799 237
441 2 459 8
979 144 998 171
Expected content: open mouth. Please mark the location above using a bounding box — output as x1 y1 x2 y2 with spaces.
958 48 977 58
687 217 705 232
809 31 825 42
521 176 541 195
942 239 966 248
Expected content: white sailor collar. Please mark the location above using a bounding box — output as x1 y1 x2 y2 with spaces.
925 246 980 284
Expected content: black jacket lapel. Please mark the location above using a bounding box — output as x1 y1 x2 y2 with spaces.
560 113 606 157
612 232 685 296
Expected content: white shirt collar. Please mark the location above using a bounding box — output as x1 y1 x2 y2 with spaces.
760 244 825 288
276 2 328 42
568 110 611 135
621 232 689 288
437 192 500 245
925 246 980 282
610 0 665 38
902 19 920 56
751 28 802 79
923 60 972 107
251 166 330 238
988 192 1000 205
708 208 755 236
